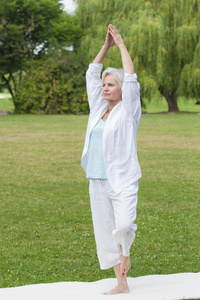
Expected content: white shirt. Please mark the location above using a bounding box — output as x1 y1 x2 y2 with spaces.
81 63 142 194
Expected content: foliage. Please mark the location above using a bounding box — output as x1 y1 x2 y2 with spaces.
14 50 89 114
1 93 200 114
76 0 200 112
0 0 83 104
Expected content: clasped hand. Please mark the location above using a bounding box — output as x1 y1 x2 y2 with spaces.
104 24 124 49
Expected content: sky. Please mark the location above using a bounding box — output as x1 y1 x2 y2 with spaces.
60 0 77 14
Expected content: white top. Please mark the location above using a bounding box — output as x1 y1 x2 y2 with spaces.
81 63 142 194
86 118 107 179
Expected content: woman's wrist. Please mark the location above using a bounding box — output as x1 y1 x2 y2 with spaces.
93 44 109 63
118 43 126 50
102 44 110 51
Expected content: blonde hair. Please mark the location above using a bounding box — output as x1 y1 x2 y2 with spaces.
102 67 124 89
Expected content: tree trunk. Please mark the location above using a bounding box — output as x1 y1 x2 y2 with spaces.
2 75 14 98
163 90 179 112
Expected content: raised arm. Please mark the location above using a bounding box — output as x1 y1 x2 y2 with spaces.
109 25 140 122
93 26 115 63
109 24 135 74
86 27 115 111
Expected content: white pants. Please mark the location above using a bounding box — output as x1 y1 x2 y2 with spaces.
89 179 138 270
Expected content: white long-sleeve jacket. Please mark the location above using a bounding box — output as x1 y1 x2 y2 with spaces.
81 63 142 194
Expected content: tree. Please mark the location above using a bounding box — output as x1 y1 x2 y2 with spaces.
0 0 83 107
76 0 200 112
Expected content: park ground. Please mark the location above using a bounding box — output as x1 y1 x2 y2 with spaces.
0 95 199 299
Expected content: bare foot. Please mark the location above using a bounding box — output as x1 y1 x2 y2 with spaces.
103 281 130 295
121 255 131 275
103 261 131 295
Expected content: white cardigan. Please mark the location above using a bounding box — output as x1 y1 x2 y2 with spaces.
81 63 142 194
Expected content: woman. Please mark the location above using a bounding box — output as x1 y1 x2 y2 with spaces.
81 24 142 295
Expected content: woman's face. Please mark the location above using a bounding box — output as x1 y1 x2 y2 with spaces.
102 75 122 102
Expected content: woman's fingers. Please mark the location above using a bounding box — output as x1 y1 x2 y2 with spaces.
109 24 119 35
104 24 124 48
120 255 131 276
109 24 121 36
108 26 124 47
105 27 115 48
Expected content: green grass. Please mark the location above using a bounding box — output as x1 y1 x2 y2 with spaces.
0 99 199 294
0 94 14 112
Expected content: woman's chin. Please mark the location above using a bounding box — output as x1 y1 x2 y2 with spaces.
103 96 110 101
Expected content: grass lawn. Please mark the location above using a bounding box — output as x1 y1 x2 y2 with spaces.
0 94 13 112
0 97 199 295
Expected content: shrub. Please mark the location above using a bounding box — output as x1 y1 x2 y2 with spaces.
15 51 89 114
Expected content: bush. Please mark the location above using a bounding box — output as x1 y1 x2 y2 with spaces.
15 51 89 114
